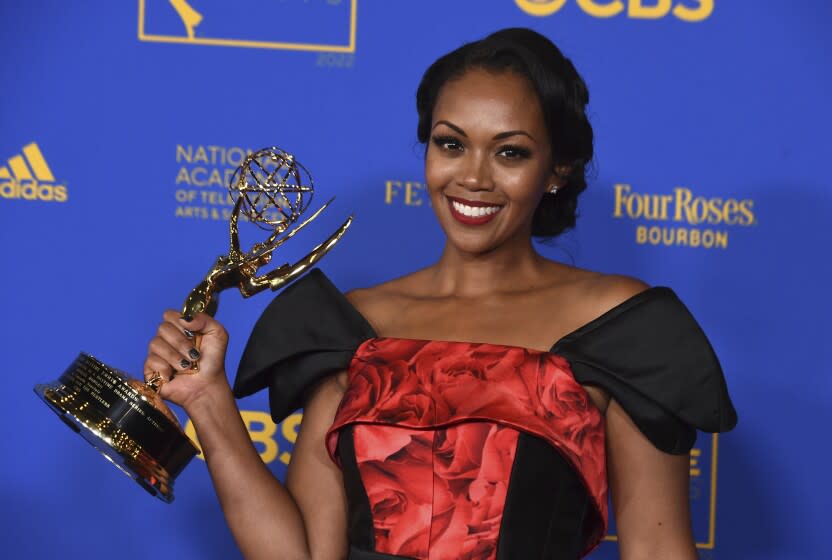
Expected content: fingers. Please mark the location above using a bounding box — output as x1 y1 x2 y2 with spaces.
143 353 175 386
147 333 194 375
146 312 202 376
156 309 228 368
166 310 228 344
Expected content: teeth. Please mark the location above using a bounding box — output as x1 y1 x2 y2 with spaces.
451 200 502 218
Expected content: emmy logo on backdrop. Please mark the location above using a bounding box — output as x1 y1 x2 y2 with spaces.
35 147 352 502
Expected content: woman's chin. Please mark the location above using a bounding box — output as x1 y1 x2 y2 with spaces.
443 230 502 256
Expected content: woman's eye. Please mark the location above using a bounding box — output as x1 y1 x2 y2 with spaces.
431 135 463 152
498 145 532 160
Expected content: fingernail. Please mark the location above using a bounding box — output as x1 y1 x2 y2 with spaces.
180 359 191 369
188 348 200 360
183 329 195 339
182 314 193 323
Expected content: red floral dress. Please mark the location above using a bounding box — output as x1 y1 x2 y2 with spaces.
326 338 607 560
233 269 737 560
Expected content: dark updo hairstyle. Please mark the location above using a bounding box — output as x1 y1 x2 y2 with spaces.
416 28 593 238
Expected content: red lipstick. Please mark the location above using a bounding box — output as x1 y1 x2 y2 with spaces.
447 196 503 226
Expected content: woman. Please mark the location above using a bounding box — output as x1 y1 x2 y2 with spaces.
145 28 736 559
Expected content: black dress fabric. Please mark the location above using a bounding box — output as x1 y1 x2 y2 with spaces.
234 269 376 421
553 287 737 453
232 268 738 558
234 268 736 453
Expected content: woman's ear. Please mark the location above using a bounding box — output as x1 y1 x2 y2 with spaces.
549 164 572 189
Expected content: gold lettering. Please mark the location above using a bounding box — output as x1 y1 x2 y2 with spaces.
644 193 665 220
691 198 708 225
722 198 738 225
53 185 68 202
207 145 224 165
629 0 672 18
175 166 191 185
676 227 688 246
175 206 209 219
577 0 624 17
0 181 14 198
626 192 644 219
636 225 647 244
715 230 728 248
192 167 209 187
738 199 755 225
200 190 232 205
658 194 672 220
613 183 631 217
241 410 279 464
185 410 302 464
385 180 402 204
404 182 425 206
647 225 661 245
280 413 303 465
673 187 693 222
690 447 701 477
227 147 247 167
37 183 53 201
176 144 193 163
706 197 722 224
194 146 208 164
225 167 237 187
673 0 713 22
515 0 568 16
207 168 224 187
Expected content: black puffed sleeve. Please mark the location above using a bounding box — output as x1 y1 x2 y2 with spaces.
553 288 737 454
233 269 376 422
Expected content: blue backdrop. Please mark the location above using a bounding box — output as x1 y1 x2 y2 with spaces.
2 1 830 558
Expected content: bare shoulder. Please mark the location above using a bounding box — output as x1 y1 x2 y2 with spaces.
545 263 649 325
586 273 650 316
344 269 430 334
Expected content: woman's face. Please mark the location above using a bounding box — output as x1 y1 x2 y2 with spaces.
426 68 557 255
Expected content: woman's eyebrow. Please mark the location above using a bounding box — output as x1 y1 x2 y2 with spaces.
493 130 535 141
433 121 535 142
433 120 466 136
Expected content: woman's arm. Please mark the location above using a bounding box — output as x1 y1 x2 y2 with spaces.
606 399 697 560
147 311 348 560
186 375 348 560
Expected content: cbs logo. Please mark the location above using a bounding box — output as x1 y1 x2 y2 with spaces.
515 0 713 22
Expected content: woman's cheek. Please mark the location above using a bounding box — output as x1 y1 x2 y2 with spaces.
425 158 454 192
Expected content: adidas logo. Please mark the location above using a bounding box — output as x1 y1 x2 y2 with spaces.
0 142 68 202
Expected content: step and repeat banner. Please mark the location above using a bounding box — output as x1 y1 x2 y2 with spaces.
1 1 829 559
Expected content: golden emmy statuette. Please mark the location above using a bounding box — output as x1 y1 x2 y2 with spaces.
34 148 352 502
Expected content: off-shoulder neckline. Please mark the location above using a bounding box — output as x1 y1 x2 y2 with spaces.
315 270 674 353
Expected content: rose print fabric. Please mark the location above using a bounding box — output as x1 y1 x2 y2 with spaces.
234 270 736 558
326 338 607 559
352 424 517 559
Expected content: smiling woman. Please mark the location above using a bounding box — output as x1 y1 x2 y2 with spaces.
144 27 737 560
417 29 593 242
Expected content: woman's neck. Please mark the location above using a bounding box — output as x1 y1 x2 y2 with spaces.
428 237 552 299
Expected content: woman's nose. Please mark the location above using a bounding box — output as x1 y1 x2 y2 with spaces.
458 152 493 191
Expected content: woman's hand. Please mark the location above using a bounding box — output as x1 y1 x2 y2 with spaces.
143 310 230 411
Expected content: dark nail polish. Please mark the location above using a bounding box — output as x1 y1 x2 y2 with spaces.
182 314 193 323
180 359 191 369
183 329 195 339
189 348 200 360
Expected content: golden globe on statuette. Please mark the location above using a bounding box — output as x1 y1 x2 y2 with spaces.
34 147 352 502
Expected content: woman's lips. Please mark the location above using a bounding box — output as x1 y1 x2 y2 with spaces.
447 196 504 226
